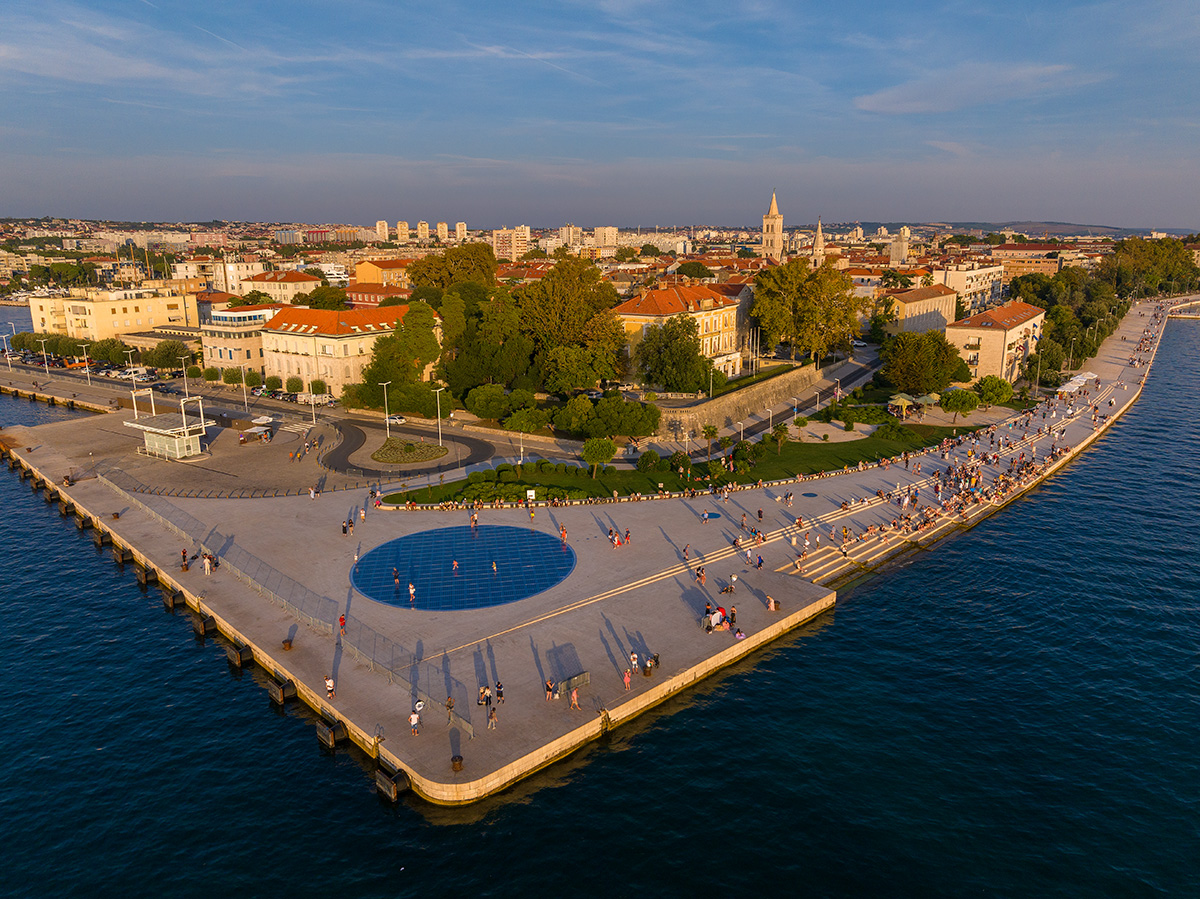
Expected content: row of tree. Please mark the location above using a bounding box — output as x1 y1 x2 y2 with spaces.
8 331 193 369
751 259 870 362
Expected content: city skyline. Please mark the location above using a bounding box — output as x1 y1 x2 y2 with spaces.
2 1 1198 228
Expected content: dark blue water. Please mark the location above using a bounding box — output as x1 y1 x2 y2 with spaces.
351 525 576 610
3 321 1197 898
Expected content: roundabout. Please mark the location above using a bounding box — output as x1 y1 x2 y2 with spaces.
350 524 576 611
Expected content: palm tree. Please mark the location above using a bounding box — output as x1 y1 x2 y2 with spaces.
702 424 718 460
771 422 790 454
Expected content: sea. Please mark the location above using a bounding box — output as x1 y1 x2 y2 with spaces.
2 303 1197 897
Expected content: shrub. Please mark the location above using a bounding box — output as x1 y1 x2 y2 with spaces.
844 420 855 431
404 443 416 453
750 442 767 460
467 471 485 483
875 420 918 441
202 366 219 382
554 462 567 474
655 458 671 472
602 465 616 476
643 391 658 401
794 415 808 427
822 433 829 441
310 378 327 395
481 469 497 481
496 462 514 474
498 470 517 482
222 367 243 385
265 375 282 390
669 450 691 471
186 365 202 379
286 376 304 393
244 369 263 388
536 459 553 473
636 449 661 472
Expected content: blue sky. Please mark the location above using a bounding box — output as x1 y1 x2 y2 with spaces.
2 0 1198 228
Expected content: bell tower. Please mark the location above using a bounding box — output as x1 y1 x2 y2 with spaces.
761 191 784 261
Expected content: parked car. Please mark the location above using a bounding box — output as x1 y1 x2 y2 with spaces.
850 339 867 348
386 414 406 425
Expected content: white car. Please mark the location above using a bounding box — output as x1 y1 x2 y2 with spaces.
386 414 406 425
850 339 868 347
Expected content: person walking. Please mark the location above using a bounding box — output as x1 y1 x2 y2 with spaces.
623 669 632 691
325 675 335 700
408 582 416 604
495 681 504 704
570 687 581 710
445 695 455 724
545 679 555 701
683 544 690 560
339 614 346 636
409 710 420 736
487 707 498 730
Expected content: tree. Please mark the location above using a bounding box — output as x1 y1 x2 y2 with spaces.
751 258 811 354
303 267 329 285
203 367 220 383
975 375 1013 409
881 269 914 289
737 247 756 259
880 331 966 394
639 244 661 257
771 422 789 454
187 365 202 380
410 284 444 308
702 424 718 460
143 339 191 369
614 247 639 262
265 375 282 391
90 337 130 366
311 378 327 395
503 407 551 433
677 261 714 279
286 376 304 393
228 290 271 307
295 285 348 310
406 243 498 290
868 298 897 343
465 384 510 420
940 389 978 423
222 367 243 385
519 248 549 260
635 314 725 393
244 369 263 388
581 437 617 478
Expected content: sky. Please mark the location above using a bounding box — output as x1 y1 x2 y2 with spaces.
2 0 1198 229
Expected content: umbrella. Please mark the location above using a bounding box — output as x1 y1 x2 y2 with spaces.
889 394 914 407
915 393 940 405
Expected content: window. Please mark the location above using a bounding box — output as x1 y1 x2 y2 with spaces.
246 350 251 360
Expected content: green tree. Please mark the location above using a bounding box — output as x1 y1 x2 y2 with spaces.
285 376 304 393
702 423 718 460
265 375 282 391
881 269 914 289
222 367 243 385
143 339 191 369
203 367 220 383
639 244 661 257
736 247 756 259
90 337 130 366
940 389 979 423
244 369 263 388
581 436 617 478
881 331 966 394
634 314 725 393
615 247 639 262
503 407 551 433
465 384 510 420
751 257 811 354
409 284 444 308
975 375 1013 409
406 243 498 289
295 285 348 310
187 365 202 380
228 290 272 307
771 421 789 454
310 378 327 395
676 261 714 279
303 267 329 285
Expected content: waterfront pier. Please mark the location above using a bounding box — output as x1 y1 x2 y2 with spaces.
0 298 1183 804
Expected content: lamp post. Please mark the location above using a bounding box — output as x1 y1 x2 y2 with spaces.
0 335 11 372
379 380 392 440
739 420 744 442
433 386 446 447
178 355 190 398
709 368 713 398
1067 337 1076 371
37 338 51 380
239 364 249 412
81 344 92 387
793 396 799 418
124 349 135 380
835 377 841 400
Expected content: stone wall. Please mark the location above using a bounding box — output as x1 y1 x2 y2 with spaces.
654 358 863 438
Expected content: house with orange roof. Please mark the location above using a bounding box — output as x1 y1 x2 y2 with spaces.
261 305 438 394
613 283 747 378
355 258 419 287
240 270 322 303
880 284 959 336
945 300 1044 382
346 283 411 309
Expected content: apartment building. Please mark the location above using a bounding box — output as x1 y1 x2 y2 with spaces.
945 300 1044 382
239 270 322 303
613 284 745 379
200 303 285 376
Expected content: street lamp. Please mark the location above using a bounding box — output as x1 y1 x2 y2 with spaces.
793 396 799 418
178 355 190 398
0 335 11 373
81 344 92 387
433 386 446 447
835 377 841 400
739 420 744 442
239 364 249 412
124 349 135 380
1067 337 1076 371
37 338 51 380
379 380 392 439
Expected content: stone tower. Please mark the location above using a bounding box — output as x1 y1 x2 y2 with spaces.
812 217 826 267
761 191 784 261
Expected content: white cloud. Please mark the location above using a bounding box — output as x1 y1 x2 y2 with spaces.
854 62 1105 114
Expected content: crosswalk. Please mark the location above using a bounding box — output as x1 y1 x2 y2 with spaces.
279 422 309 435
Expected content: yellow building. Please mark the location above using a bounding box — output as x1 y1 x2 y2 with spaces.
613 284 744 378
32 287 200 342
239 270 322 303
882 284 959 335
354 258 417 287
945 300 1045 382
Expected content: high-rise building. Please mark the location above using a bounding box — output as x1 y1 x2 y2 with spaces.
594 226 618 247
761 192 784 261
491 226 532 260
455 222 467 241
416 221 430 240
560 224 583 246
436 221 449 241
375 220 389 242
396 221 409 241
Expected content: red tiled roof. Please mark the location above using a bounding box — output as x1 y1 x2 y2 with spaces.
613 284 739 317
886 285 958 302
263 306 410 336
243 270 322 284
948 300 1043 330
361 258 417 270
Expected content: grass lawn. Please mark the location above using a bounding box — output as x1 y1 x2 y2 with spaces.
383 422 981 504
371 437 449 464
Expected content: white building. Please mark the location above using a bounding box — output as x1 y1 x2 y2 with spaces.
396 221 409 241
455 222 467 241
375 220 390 241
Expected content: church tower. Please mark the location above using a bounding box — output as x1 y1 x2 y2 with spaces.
812 217 826 267
761 191 784 261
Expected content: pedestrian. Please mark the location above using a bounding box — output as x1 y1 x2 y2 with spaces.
756 554 764 570
729 605 737 625
409 710 420 736
623 669 631 691
339 613 346 636
408 582 416 604
529 508 535 524
492 561 498 574
757 508 763 522
181 549 188 568
570 687 581 710
348 519 354 537
203 554 212 576
353 550 358 570
488 707 498 730
560 524 567 543
325 675 335 700
545 679 555 701
359 507 365 522
392 567 399 588
446 695 455 723
683 543 690 560
496 681 504 704
705 600 712 617
624 529 631 545
630 650 638 670
484 684 492 709
452 559 459 573
342 520 347 536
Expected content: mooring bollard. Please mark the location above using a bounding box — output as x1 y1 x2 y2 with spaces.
451 755 464 772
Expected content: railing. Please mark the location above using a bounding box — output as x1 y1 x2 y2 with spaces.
95 464 474 735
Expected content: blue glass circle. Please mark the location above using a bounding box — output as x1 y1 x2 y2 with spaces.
352 525 576 610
